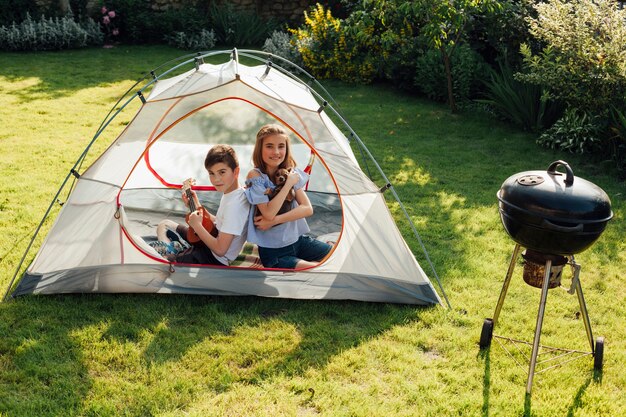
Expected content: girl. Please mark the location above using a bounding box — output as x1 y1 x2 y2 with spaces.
245 124 331 269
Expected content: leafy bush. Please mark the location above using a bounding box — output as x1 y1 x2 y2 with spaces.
414 44 490 103
291 4 343 79
291 1 421 84
537 109 604 154
0 0 45 26
209 2 277 47
609 106 626 175
468 0 532 66
103 0 210 44
0 12 102 51
518 0 626 117
166 29 216 51
339 0 418 84
478 62 563 132
262 30 303 67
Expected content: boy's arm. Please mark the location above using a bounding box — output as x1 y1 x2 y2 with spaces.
188 210 234 257
254 188 313 231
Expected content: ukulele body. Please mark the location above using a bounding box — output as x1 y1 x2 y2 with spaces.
181 178 218 245
185 206 218 244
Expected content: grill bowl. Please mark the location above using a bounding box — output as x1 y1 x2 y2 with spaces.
497 161 612 255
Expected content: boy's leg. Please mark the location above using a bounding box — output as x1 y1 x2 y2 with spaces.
173 244 226 266
157 219 181 243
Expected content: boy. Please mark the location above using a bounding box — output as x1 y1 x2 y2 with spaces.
155 144 250 266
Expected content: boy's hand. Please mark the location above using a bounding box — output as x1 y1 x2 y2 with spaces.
254 215 275 231
188 209 203 230
182 189 198 208
285 170 300 188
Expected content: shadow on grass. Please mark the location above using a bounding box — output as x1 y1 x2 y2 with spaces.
479 347 491 417
0 293 430 415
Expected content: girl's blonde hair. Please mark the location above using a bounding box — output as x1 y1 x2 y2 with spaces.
252 124 296 173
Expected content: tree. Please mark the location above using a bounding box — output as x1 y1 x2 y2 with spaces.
401 0 500 112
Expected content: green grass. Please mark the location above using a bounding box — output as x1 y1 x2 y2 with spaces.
1 45 626 416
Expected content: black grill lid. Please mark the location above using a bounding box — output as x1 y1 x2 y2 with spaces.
497 160 613 224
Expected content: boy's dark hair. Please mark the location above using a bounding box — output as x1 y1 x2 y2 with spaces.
204 144 238 170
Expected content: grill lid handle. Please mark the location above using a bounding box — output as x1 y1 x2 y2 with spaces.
541 218 584 233
547 160 574 186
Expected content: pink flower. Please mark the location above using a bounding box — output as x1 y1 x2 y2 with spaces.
102 15 110 25
108 11 116 18
101 6 107 14
112 28 119 36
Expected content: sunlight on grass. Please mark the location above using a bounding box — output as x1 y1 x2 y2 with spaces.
1 47 625 417
390 157 431 186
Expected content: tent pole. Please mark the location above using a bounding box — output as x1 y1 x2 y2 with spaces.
350 132 374 180
388 185 452 309
3 88 141 301
231 48 240 79
327 108 451 308
2 170 74 301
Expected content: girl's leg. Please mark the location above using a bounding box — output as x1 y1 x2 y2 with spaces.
295 259 319 268
297 236 332 262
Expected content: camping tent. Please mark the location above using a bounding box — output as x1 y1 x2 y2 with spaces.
5 49 448 306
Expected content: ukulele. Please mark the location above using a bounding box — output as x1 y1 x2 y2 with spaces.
182 178 218 244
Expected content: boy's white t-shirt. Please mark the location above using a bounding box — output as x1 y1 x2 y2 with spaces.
212 187 250 265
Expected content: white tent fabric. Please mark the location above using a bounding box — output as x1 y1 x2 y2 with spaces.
12 54 442 305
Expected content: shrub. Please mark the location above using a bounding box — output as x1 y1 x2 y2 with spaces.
103 0 210 44
165 29 216 51
339 0 415 84
414 44 490 103
468 0 533 67
518 0 626 117
209 2 277 47
0 12 102 51
291 2 414 83
478 61 563 132
99 6 120 45
290 4 343 79
0 0 47 27
537 109 604 154
262 30 303 67
609 106 626 175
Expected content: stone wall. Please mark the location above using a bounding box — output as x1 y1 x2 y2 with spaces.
48 0 315 23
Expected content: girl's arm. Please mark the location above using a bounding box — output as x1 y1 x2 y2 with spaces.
188 210 234 257
254 187 313 231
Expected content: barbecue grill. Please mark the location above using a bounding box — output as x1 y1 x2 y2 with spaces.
479 160 612 396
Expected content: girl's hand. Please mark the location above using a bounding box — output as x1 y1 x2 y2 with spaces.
188 210 203 230
254 215 276 231
285 170 300 188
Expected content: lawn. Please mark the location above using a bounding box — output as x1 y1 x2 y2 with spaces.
1 45 625 417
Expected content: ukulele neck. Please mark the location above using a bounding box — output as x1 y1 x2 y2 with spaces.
186 188 197 212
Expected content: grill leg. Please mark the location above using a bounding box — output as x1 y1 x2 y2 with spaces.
572 265 595 353
526 258 552 395
492 244 521 326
